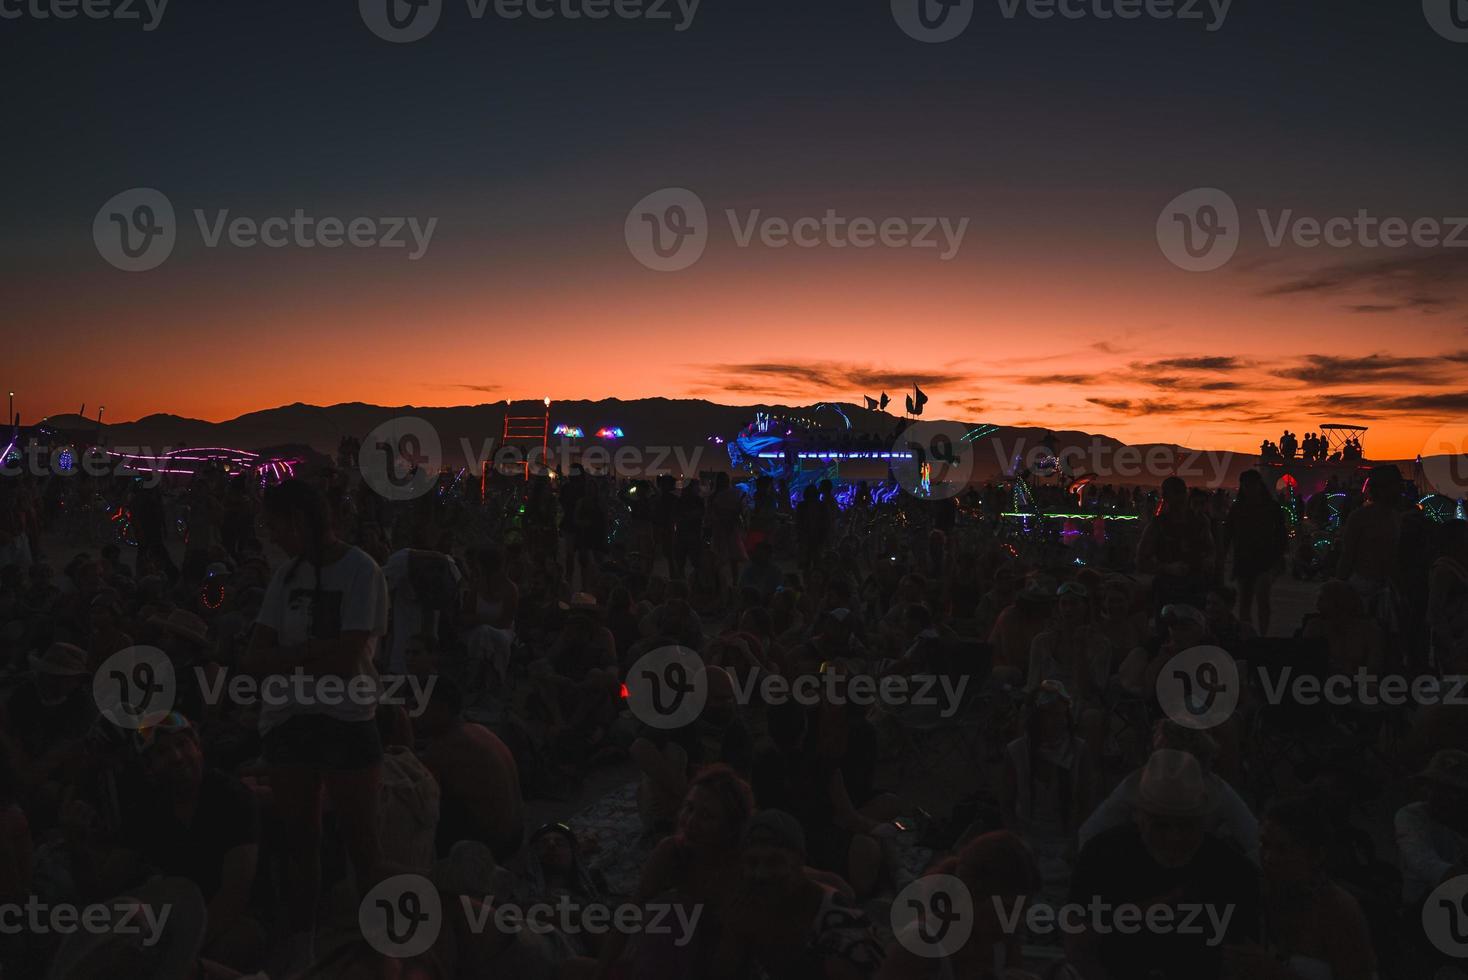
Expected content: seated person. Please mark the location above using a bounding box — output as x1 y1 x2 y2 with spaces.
115 713 262 970
1224 795 1376 980
416 679 526 863
1079 721 1258 863
1066 749 1260 980
529 610 620 756
752 699 893 899
1001 682 1095 879
633 666 753 834
3 642 97 830
711 809 885 980
601 765 753 977
878 831 1043 979
505 821 609 957
1395 749 1468 908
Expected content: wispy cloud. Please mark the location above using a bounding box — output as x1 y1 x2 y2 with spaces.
696 361 973 398
1257 251 1468 314
1272 354 1445 386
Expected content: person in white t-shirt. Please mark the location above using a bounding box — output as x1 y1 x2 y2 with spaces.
243 479 389 975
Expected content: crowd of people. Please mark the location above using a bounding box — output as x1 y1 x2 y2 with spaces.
0 448 1464 979
1261 430 1365 465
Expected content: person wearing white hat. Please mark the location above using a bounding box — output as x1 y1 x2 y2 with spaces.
1066 749 1260 980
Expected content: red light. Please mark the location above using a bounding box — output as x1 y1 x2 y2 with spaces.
619 683 629 699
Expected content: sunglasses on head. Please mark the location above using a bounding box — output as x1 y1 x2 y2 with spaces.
134 712 192 751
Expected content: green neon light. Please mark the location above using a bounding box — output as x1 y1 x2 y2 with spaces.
1000 512 1141 520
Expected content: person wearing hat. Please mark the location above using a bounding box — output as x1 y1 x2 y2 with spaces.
115 713 263 971
710 809 884 980
1396 749 1468 907
4 643 96 796
1067 749 1260 980
1117 602 1213 698
1079 721 1260 864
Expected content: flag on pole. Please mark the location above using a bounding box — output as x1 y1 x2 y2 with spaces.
864 396 879 411
879 392 890 410
907 384 928 416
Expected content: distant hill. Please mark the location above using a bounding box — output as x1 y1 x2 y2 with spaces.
61 397 1292 487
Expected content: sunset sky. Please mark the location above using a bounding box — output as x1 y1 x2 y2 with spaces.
4 1 1467 459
